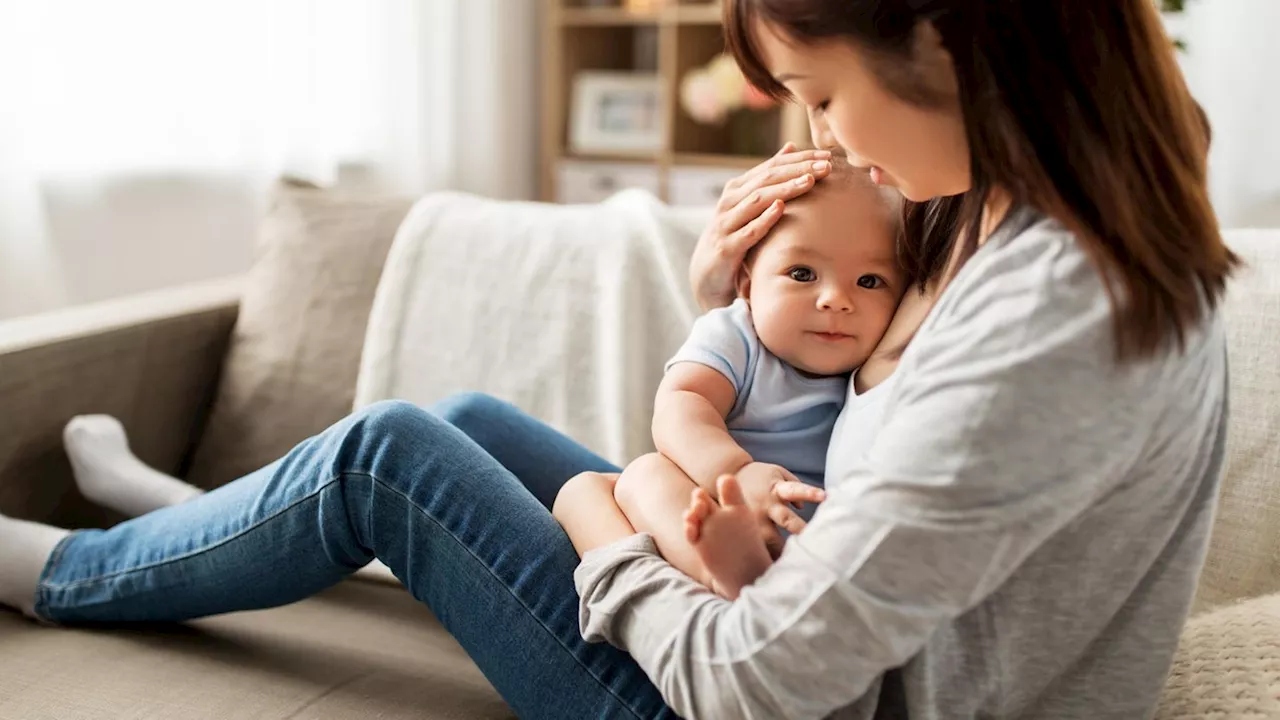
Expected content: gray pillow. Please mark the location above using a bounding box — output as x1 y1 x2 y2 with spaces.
185 181 413 488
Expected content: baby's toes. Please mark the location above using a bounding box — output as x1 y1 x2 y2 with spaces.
690 489 716 518
684 511 702 543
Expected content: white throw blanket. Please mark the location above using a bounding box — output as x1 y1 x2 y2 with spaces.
355 189 710 466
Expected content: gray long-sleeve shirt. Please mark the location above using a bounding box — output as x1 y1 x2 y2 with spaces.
575 209 1228 719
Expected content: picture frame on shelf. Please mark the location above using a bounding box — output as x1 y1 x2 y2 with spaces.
570 72 665 155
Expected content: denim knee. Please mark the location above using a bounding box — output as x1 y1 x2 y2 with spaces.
349 399 452 454
430 392 514 436
354 399 437 431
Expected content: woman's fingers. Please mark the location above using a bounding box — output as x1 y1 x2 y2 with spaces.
723 149 831 196
725 142 804 190
722 156 832 209
774 481 825 506
717 165 817 235
718 199 784 261
767 503 807 536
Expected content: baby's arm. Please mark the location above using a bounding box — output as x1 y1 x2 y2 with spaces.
651 363 750 492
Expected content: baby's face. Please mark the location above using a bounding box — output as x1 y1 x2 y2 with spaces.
743 184 904 376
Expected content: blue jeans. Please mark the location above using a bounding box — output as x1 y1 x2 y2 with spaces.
35 393 676 719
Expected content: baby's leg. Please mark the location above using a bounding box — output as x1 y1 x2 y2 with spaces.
552 472 634 557
612 453 718 590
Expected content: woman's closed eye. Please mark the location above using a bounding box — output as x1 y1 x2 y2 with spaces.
856 274 886 289
788 266 817 283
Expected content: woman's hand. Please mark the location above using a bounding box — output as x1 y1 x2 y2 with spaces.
689 143 834 311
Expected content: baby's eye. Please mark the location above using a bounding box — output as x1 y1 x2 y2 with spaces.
789 267 817 283
856 275 884 289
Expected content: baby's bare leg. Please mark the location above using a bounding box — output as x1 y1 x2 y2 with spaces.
552 472 634 557
613 453 715 588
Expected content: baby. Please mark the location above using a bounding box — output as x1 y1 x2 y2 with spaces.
554 162 905 599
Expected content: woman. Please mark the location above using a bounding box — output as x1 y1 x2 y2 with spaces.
0 0 1231 717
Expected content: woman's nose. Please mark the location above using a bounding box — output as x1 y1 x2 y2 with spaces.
807 109 838 151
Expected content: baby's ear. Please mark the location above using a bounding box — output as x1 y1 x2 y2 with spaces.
735 265 752 301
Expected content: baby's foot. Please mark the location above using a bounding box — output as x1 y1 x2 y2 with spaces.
684 475 774 600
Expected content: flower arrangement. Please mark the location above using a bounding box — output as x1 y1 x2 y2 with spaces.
679 53 775 126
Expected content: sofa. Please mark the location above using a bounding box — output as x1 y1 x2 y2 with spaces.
0 184 1277 719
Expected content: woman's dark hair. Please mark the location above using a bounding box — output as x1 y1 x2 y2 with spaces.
726 0 1235 359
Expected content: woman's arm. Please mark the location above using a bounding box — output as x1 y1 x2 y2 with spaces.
576 228 1154 719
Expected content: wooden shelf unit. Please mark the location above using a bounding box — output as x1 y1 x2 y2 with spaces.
540 0 811 204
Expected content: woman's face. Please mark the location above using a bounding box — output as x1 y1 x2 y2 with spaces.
753 21 970 202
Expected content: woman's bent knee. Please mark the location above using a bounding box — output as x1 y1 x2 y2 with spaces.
341 400 473 496
354 399 439 435
429 392 512 429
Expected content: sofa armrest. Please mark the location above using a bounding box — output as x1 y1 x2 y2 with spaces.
0 277 243 528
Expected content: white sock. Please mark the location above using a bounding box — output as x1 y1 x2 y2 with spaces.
64 415 204 518
0 514 68 617
62 415 401 588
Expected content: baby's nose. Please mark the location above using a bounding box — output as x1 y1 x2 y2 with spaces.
818 289 854 312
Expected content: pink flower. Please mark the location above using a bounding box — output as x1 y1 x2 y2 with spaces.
681 70 727 124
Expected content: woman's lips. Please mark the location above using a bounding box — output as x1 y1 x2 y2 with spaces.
869 166 884 185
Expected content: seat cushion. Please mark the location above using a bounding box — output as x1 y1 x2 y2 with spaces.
1157 592 1280 719
184 182 413 489
0 581 511 720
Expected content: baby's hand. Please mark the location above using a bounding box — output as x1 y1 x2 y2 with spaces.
732 462 825 549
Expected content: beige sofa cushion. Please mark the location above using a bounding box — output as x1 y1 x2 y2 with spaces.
1157 592 1280 719
1194 230 1280 611
185 182 412 488
0 581 510 719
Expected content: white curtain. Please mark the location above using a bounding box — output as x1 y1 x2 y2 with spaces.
0 0 538 319
1172 1 1280 228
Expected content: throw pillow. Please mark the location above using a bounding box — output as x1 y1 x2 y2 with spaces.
184 180 413 488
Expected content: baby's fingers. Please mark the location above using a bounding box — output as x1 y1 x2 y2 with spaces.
774 481 825 507
767 503 807 536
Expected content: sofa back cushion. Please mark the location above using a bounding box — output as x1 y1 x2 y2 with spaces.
1194 229 1280 611
184 182 412 488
